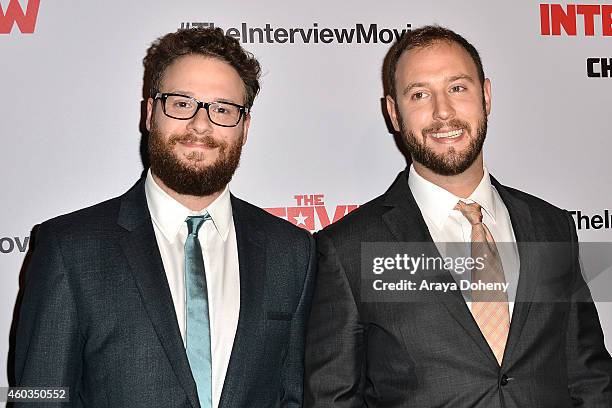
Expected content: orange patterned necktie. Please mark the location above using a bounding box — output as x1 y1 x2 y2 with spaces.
455 201 510 365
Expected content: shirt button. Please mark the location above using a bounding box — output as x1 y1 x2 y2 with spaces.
500 374 509 386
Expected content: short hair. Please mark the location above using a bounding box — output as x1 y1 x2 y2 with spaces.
386 25 485 99
143 27 261 108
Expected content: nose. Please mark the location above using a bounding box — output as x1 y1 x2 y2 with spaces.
432 92 455 122
186 106 214 134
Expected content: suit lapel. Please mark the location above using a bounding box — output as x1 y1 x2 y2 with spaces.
218 196 266 408
382 170 498 364
117 180 200 408
491 178 539 366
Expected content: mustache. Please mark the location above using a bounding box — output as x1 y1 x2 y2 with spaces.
422 119 471 135
168 134 223 149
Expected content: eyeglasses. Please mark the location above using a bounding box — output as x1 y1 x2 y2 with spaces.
153 92 249 127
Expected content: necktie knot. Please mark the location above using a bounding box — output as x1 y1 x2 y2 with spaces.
186 213 212 237
454 201 483 226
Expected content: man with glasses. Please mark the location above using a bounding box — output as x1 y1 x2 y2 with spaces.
15 27 315 408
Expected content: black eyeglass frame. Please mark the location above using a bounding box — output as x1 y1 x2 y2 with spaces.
153 92 250 127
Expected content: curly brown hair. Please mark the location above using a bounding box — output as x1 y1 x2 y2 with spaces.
143 27 261 108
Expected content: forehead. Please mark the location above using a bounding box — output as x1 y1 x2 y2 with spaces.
160 54 246 101
395 41 479 86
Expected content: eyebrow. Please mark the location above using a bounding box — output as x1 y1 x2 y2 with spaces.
401 74 476 96
214 98 240 104
402 82 428 96
167 90 195 97
447 74 475 84
166 91 240 104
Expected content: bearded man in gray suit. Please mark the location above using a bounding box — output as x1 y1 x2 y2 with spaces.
305 25 612 407
15 27 314 408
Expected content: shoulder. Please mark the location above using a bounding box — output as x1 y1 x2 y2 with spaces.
35 179 145 245
498 183 570 220
23 194 127 276
319 169 410 240
37 196 123 240
231 196 315 277
496 181 576 239
231 195 313 245
317 192 388 242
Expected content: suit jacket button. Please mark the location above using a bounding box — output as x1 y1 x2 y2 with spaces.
500 374 509 386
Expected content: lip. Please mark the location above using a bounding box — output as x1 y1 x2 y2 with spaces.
427 128 465 144
178 141 217 149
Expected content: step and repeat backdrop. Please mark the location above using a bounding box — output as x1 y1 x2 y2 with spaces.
1 0 611 389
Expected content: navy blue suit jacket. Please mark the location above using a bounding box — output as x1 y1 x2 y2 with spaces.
15 178 315 407
305 169 612 407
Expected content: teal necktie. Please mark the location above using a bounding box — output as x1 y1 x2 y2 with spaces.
185 214 213 408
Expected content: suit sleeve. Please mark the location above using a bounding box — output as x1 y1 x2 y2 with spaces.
281 231 316 408
565 212 612 406
14 222 83 407
304 231 365 408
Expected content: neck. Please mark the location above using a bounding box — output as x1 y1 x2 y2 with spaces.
151 173 223 212
412 154 484 199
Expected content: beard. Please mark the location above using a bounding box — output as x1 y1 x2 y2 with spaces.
399 107 487 176
148 126 243 196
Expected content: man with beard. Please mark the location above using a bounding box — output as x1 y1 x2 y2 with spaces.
305 25 612 407
14 28 315 408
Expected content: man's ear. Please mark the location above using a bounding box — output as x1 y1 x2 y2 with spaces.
483 78 492 116
241 112 251 145
386 95 401 132
146 98 154 132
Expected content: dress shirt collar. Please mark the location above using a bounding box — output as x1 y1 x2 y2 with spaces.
144 169 232 243
408 164 497 230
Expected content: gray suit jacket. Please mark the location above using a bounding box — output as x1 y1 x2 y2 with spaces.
15 178 316 407
305 169 612 407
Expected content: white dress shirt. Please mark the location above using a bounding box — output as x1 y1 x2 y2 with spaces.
408 165 520 319
145 170 240 408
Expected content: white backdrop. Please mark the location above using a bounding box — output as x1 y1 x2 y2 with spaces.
1 0 611 391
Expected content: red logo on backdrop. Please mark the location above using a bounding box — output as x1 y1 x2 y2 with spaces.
540 4 612 36
0 0 40 34
265 194 359 232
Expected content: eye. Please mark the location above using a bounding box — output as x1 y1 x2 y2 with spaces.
450 85 466 93
411 91 428 100
171 98 193 109
211 103 238 115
